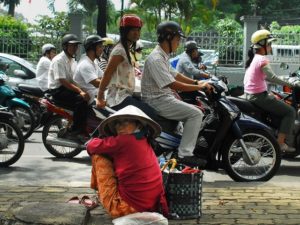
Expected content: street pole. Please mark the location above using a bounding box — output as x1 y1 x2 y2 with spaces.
121 0 124 17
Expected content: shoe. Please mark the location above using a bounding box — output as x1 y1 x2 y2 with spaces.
280 143 296 153
177 156 207 167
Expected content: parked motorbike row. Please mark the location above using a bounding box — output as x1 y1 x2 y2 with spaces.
1 65 298 183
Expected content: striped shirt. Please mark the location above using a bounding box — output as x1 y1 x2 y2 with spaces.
141 45 177 100
97 57 108 72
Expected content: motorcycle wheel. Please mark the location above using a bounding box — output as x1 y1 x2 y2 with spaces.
10 105 35 139
0 118 25 167
223 129 281 182
42 116 82 158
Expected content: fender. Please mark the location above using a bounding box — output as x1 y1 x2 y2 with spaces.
0 111 14 120
6 97 30 108
237 113 274 134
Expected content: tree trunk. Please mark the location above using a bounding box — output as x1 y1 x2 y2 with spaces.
97 0 107 37
8 2 15 17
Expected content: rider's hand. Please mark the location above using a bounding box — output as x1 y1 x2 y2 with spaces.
96 98 106 108
80 91 90 102
199 64 207 70
201 82 214 93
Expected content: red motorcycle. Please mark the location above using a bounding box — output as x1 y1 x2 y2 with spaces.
39 95 112 158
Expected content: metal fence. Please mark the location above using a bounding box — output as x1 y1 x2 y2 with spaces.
1 27 299 66
189 31 300 66
0 28 61 64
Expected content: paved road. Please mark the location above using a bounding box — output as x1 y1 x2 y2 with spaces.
1 131 300 187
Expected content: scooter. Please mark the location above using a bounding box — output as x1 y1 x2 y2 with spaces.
13 84 50 129
0 73 35 139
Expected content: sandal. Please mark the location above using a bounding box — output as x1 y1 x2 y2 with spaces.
80 195 99 210
67 196 81 204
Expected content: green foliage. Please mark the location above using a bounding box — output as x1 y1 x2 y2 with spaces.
0 15 30 58
214 18 243 65
269 22 300 45
33 12 70 39
28 12 70 60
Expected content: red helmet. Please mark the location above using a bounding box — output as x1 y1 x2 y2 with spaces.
120 14 143 28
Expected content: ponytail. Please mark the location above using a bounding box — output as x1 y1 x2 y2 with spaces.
245 47 255 69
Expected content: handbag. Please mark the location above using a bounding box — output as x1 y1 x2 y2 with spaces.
161 159 203 220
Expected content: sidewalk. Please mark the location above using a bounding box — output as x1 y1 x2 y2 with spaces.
1 183 300 225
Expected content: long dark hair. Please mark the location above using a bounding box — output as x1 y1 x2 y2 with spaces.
245 47 255 69
119 26 137 65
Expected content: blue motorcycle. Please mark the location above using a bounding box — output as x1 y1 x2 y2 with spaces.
0 72 35 139
155 80 281 182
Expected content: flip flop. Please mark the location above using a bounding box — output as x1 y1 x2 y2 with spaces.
80 195 99 210
67 196 80 204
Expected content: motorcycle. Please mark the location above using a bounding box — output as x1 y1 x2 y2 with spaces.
155 81 281 182
0 107 25 167
228 63 300 158
0 73 35 139
13 84 50 129
39 94 110 158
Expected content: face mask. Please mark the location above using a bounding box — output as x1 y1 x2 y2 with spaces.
135 52 142 61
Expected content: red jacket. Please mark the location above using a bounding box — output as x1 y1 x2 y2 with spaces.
87 134 168 216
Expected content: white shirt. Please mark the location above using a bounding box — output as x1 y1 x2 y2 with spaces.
48 51 77 90
74 55 103 104
36 56 51 91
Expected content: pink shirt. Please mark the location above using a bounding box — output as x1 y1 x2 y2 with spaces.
87 134 168 216
244 54 269 94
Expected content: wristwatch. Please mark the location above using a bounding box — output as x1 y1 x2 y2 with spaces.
194 80 198 85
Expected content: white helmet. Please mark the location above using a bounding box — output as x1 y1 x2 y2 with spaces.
135 40 144 51
42 43 56 55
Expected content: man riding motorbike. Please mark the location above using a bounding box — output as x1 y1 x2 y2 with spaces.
176 40 210 80
36 43 56 92
141 21 213 167
74 35 104 105
48 34 89 139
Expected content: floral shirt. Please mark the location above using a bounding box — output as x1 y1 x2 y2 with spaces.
106 43 135 107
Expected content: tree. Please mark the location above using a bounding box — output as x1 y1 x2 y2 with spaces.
47 0 109 37
0 0 20 16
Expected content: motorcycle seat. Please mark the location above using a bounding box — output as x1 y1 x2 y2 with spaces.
18 84 44 97
227 96 264 114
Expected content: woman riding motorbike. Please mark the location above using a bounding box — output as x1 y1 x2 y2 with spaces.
244 29 297 153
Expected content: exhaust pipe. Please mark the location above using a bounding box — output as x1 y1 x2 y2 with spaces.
46 136 85 149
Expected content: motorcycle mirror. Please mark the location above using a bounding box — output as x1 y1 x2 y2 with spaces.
13 69 27 78
279 62 289 70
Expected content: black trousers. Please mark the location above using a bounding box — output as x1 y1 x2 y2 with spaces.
50 86 89 132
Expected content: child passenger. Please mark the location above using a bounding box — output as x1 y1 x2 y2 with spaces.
87 105 168 218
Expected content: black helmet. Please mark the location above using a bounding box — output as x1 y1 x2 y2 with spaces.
157 21 186 42
62 34 81 46
84 34 104 51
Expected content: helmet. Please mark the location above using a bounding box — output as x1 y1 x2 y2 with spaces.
135 40 143 51
184 41 198 51
157 21 186 42
84 34 104 51
62 34 81 46
102 37 115 46
41 43 56 55
251 29 276 49
120 14 143 28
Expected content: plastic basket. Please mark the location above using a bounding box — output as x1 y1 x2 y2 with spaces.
162 159 203 220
